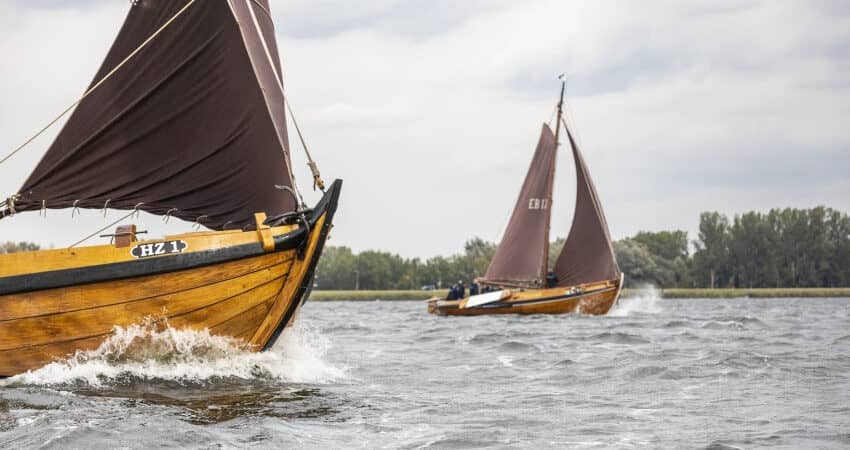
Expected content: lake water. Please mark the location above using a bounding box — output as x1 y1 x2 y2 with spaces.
1 294 848 449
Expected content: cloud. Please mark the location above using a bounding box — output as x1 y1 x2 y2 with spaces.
1 0 848 258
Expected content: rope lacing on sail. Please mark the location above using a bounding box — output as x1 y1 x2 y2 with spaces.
193 215 208 230
275 184 306 211
69 204 144 248
0 194 18 220
162 208 179 223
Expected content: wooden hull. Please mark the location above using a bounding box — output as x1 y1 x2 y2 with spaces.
0 181 341 377
427 277 622 317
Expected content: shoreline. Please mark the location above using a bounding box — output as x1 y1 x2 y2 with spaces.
308 288 850 301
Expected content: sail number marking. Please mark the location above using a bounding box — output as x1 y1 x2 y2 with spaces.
528 198 549 210
130 240 188 259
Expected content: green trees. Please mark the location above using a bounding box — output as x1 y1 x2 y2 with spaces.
314 238 496 290
315 207 850 290
692 207 850 288
614 232 691 288
0 242 40 254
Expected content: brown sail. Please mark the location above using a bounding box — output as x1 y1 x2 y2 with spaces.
12 0 294 231
484 124 557 285
552 124 619 286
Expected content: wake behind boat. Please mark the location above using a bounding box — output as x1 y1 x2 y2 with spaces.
0 1 341 377
428 78 623 316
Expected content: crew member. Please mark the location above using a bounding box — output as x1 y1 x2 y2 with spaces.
546 271 559 288
470 278 480 296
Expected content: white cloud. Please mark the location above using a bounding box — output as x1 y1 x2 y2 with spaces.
1 0 848 257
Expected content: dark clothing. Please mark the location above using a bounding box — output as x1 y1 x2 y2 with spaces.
546 271 559 288
470 283 480 296
457 284 466 299
447 286 458 301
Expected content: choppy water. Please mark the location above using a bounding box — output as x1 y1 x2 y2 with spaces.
1 294 849 449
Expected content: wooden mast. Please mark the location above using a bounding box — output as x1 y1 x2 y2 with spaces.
541 76 566 284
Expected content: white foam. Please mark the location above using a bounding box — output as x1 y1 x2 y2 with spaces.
609 285 663 317
2 319 345 387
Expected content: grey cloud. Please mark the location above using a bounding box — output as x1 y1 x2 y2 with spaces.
1 0 849 257
272 0 512 39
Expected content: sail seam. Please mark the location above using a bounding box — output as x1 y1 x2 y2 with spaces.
225 0 295 201
241 0 303 201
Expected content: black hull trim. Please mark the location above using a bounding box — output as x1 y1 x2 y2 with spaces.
262 179 342 350
0 182 342 297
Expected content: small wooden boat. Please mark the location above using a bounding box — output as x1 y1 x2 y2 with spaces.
0 1 341 376
428 78 623 316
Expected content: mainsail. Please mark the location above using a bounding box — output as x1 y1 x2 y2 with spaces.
10 0 295 230
484 124 557 285
552 123 619 286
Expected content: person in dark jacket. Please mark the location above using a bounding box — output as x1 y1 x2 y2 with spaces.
546 271 559 288
457 280 465 299
446 284 457 300
469 278 480 296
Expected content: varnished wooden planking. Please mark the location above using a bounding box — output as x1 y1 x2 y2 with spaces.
0 274 287 375
0 294 276 375
249 213 328 347
0 263 291 351
166 279 286 332
0 334 107 376
0 252 293 322
209 300 273 346
0 282 284 375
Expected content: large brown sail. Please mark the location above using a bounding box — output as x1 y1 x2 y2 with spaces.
11 0 294 230
484 124 557 285
552 124 619 286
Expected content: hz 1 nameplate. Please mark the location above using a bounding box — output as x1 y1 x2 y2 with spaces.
130 240 188 259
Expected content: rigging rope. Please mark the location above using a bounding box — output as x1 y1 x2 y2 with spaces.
69 208 139 248
285 98 325 192
0 0 197 168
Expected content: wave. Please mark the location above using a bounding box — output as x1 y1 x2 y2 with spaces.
701 316 768 330
609 285 663 317
582 332 650 345
1 319 345 387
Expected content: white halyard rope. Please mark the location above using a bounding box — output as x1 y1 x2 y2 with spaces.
0 0 197 168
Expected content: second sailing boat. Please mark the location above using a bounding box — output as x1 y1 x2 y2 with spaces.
428 79 623 316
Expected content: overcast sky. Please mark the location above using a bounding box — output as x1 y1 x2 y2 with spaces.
1 0 848 257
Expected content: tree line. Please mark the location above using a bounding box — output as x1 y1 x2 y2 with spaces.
0 242 40 254
316 206 850 290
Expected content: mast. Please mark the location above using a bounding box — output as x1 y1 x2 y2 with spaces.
552 85 620 286
553 75 566 147
541 76 566 281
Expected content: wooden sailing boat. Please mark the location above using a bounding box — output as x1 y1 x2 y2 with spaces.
0 1 341 376
428 79 623 316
